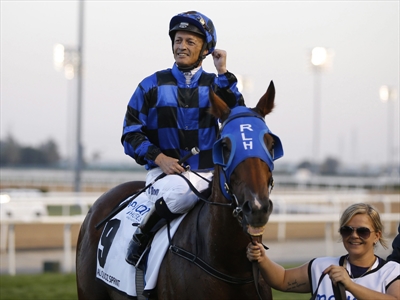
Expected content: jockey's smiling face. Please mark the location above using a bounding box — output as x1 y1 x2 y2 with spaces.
173 31 206 69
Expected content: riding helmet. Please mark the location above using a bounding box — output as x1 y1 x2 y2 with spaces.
169 11 217 56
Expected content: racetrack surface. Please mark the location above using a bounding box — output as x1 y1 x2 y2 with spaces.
1 222 395 274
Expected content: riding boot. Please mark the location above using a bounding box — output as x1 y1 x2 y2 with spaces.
125 205 162 267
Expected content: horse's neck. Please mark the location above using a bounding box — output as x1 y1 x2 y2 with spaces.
194 195 251 275
205 171 246 242
202 191 250 249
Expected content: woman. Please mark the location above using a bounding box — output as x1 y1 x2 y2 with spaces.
247 203 400 299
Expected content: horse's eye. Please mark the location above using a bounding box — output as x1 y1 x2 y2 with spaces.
221 137 231 149
269 141 275 157
221 138 231 164
264 134 274 157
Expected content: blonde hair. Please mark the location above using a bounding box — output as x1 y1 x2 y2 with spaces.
339 203 388 249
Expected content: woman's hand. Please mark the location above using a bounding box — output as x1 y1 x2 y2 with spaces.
324 265 352 289
247 241 311 293
325 264 400 300
247 242 266 263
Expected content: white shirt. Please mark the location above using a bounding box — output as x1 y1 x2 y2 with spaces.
309 255 399 300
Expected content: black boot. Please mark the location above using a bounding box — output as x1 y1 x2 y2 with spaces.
125 205 162 267
125 228 150 267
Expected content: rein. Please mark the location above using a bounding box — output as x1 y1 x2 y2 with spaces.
179 169 274 219
167 194 255 287
169 245 254 285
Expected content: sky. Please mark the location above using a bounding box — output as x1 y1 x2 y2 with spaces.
1 0 399 169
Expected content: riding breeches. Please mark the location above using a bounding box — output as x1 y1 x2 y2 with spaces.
145 168 213 214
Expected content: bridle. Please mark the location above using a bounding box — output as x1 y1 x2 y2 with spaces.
169 107 283 299
211 108 281 223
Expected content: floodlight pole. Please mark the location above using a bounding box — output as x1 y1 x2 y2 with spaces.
380 85 397 174
312 66 322 174
310 47 328 174
74 0 84 192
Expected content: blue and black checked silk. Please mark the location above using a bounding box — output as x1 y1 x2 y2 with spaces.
122 64 244 171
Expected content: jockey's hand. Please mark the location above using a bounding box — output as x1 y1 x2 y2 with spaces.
155 153 186 175
212 49 227 74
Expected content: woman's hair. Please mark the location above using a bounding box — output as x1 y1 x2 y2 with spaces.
339 202 388 249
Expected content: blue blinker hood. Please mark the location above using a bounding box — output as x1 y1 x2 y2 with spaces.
213 106 283 191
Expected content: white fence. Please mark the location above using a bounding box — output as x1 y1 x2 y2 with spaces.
1 168 399 192
1 216 84 276
272 192 399 239
0 191 399 275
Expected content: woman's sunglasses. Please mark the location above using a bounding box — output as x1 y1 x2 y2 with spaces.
339 226 374 239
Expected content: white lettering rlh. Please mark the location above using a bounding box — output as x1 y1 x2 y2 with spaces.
241 132 252 141
240 124 253 132
240 124 253 150
243 141 253 150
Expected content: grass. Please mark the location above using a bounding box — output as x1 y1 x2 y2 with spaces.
0 273 77 300
0 272 311 300
47 205 84 216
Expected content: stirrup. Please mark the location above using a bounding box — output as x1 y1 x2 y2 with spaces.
125 239 151 270
134 244 151 270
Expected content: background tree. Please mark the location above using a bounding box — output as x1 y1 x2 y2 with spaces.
320 157 340 175
0 134 61 167
0 135 21 165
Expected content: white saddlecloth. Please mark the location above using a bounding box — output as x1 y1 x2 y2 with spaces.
96 193 186 297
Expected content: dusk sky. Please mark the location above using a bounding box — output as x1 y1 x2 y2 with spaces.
1 1 399 169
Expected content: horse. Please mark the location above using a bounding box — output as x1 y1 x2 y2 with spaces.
76 81 283 300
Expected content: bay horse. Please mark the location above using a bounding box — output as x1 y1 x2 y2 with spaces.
76 81 283 300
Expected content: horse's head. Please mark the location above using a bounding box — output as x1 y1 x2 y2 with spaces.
210 81 283 239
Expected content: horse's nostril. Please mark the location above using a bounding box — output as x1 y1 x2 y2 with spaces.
266 199 273 214
242 201 251 214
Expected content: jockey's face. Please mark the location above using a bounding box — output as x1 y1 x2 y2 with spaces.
173 31 205 68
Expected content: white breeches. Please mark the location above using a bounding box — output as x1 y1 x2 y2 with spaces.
145 168 213 214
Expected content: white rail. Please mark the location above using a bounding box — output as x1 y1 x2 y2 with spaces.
1 216 85 276
0 192 398 275
1 168 399 191
272 193 399 241
1 213 398 276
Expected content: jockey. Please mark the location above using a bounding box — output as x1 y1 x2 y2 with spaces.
121 11 245 266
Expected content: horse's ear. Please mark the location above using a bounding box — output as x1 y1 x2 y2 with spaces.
254 81 275 117
209 89 231 120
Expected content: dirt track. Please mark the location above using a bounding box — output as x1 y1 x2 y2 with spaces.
6 220 399 250
2 195 399 249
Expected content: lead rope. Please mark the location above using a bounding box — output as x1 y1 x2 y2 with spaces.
251 176 274 300
310 273 346 300
252 261 262 299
